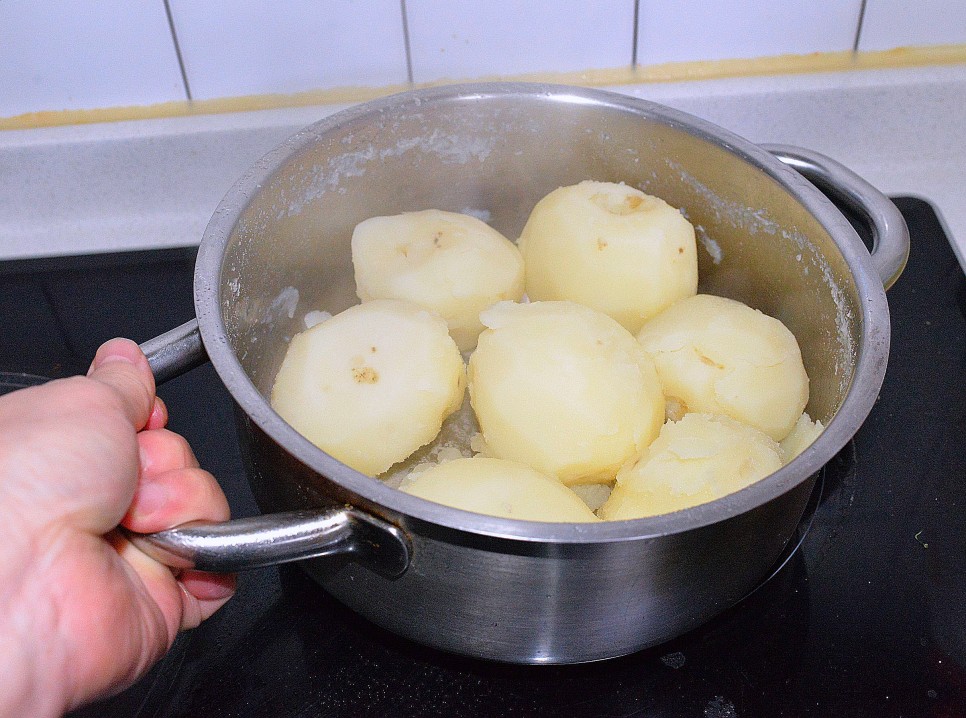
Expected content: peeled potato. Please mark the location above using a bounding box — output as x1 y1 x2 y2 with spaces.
780 412 825 463
352 209 525 351
402 457 599 522
468 300 665 486
518 180 698 333
599 413 783 520
637 294 808 441
271 299 466 476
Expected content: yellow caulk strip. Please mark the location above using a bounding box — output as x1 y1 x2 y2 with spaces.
1 44 965 131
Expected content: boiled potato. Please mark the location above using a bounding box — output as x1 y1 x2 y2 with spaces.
599 413 783 520
402 457 599 522
518 180 698 333
271 299 466 476
468 300 665 486
637 294 808 441
780 412 824 463
352 209 525 351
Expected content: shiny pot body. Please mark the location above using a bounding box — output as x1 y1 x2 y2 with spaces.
244 414 816 662
150 84 899 663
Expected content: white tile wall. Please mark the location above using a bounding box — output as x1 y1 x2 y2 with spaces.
405 0 635 82
636 0 863 65
859 0 966 51
0 0 185 117
0 1 963 120
167 0 408 100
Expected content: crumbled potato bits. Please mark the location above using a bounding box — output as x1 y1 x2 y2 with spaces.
780 412 825 463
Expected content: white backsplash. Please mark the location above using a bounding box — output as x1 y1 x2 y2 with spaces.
0 0 184 117
858 0 966 51
167 0 409 100
405 0 635 82
0 0 965 117
635 0 863 64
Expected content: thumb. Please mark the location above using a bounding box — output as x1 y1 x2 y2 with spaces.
87 338 156 431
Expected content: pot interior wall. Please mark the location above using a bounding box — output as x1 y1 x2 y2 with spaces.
218 91 859 427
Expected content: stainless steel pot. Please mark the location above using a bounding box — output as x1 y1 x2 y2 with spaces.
131 83 908 664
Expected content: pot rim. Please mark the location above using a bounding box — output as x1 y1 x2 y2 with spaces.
194 81 890 544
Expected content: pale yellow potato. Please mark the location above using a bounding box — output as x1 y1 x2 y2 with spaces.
468 300 665 486
352 209 525 351
780 412 825 464
518 180 698 334
637 294 808 441
271 299 466 476
402 457 599 522
599 413 783 520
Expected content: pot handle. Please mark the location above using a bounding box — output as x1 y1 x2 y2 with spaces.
140 318 208 384
124 508 410 578
763 144 910 290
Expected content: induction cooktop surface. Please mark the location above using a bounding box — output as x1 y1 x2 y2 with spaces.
1 197 961 717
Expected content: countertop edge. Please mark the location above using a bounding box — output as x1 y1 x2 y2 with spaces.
1 64 964 271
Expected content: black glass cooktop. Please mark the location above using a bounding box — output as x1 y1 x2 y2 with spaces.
2 197 962 717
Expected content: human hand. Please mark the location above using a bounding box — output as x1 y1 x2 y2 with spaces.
0 339 235 717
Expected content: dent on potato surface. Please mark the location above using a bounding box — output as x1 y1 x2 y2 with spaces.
352 209 525 351
637 294 809 442
468 300 665 486
270 299 466 477
519 180 698 334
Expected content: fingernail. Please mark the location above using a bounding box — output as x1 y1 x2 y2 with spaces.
147 397 168 430
181 571 237 601
97 353 136 367
91 339 142 373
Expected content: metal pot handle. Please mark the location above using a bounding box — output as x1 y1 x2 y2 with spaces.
140 318 207 384
763 144 910 290
125 508 410 578
131 326 411 579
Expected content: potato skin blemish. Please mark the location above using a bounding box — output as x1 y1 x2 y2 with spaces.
353 366 379 384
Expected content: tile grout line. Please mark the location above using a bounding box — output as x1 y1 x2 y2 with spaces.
632 0 640 67
400 0 414 85
852 0 868 55
163 0 193 101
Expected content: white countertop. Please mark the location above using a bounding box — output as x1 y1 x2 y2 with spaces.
1 63 964 271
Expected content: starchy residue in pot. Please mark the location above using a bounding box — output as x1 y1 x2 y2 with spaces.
696 226 723 264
